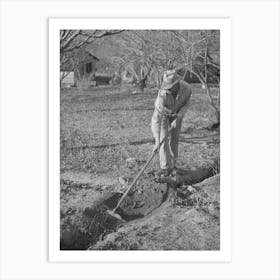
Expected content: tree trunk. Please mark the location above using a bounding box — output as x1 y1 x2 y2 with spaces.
156 71 161 88
152 65 161 88
183 69 188 82
75 65 95 90
134 67 152 93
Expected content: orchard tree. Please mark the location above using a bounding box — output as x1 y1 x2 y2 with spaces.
173 30 220 126
115 31 155 91
107 30 183 91
60 30 123 88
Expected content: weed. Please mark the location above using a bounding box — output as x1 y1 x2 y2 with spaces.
208 158 220 176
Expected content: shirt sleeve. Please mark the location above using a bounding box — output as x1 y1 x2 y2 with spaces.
177 87 192 119
177 101 191 119
151 109 162 142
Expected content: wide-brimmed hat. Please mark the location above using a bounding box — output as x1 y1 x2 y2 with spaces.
161 70 181 90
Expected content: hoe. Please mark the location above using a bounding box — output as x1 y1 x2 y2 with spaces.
107 122 176 221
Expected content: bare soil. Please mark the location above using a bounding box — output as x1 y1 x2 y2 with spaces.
60 85 220 250
91 175 220 251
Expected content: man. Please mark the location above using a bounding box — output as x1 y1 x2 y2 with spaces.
151 70 192 177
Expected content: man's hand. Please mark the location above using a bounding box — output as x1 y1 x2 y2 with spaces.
169 112 177 118
153 140 160 152
170 119 177 129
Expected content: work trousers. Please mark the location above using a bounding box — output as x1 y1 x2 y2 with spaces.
154 116 183 170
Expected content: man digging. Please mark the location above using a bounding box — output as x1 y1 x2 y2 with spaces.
151 70 192 178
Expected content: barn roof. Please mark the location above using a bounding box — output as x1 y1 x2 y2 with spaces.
79 51 99 64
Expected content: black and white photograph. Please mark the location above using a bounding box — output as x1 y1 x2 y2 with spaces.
1 0 279 278
49 18 231 262
59 28 221 251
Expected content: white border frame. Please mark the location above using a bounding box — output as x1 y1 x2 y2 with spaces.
49 18 231 262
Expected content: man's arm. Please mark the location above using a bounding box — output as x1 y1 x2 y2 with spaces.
177 100 191 119
151 90 174 150
151 111 161 151
170 87 192 129
176 86 192 119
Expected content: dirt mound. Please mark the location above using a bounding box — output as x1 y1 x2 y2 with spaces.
90 175 220 250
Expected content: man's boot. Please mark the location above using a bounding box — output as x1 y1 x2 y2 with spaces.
155 168 172 179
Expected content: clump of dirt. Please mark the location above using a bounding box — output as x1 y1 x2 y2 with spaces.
171 184 220 221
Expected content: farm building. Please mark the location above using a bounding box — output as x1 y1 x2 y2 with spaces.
93 73 112 86
60 50 99 88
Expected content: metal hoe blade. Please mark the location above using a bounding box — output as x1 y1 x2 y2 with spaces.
106 210 124 221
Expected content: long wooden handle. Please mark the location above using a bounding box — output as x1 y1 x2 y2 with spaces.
112 125 174 213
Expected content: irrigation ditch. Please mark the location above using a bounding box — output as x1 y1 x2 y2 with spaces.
60 165 218 250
